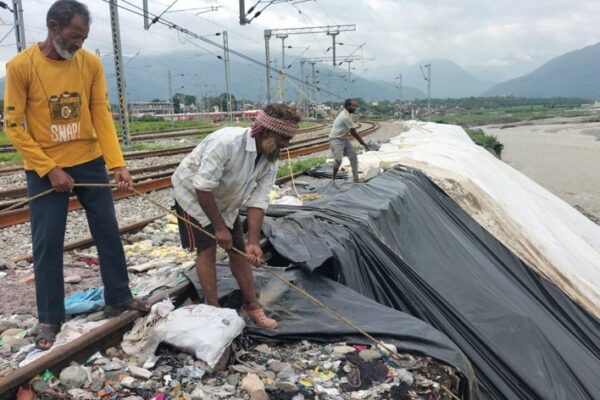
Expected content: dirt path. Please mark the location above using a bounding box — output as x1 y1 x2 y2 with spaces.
480 118 600 220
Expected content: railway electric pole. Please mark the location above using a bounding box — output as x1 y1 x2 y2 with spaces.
327 31 339 66
396 73 403 118
142 0 150 29
167 70 174 127
420 63 431 118
301 55 373 98
223 31 233 122
276 34 288 102
10 0 26 52
238 0 250 25
109 0 131 145
264 25 356 102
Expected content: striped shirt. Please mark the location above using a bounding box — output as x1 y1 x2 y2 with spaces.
171 127 276 228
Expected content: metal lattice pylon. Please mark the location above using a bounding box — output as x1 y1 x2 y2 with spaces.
109 0 130 145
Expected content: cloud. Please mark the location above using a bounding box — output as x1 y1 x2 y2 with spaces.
0 0 599 80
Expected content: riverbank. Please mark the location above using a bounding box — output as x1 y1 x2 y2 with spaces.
480 117 600 221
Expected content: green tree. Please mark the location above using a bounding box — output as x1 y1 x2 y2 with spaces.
172 93 197 113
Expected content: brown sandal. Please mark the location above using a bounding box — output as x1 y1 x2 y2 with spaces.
240 305 278 329
104 297 149 318
35 323 61 351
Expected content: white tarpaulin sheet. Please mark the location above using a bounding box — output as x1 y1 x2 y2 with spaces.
342 120 600 318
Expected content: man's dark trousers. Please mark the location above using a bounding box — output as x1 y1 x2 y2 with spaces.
26 156 132 324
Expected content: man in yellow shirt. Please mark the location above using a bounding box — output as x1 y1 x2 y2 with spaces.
3 0 142 350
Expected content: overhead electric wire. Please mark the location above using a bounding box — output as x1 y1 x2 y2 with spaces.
246 0 294 23
338 43 365 65
0 26 14 44
285 45 311 69
102 0 350 102
148 0 179 27
287 4 331 56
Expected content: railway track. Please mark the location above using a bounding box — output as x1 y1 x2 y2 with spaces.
0 123 327 155
0 168 305 273
0 146 196 176
0 123 379 398
0 123 329 178
0 279 195 399
284 121 379 158
0 162 180 203
0 122 378 212
0 169 304 398
0 176 173 228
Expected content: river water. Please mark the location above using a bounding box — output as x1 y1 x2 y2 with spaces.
480 118 600 221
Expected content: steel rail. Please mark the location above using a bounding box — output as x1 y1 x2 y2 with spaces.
281 122 380 159
0 281 194 399
0 170 306 270
0 122 383 398
130 123 326 142
0 162 181 203
123 145 197 160
0 123 377 225
0 171 174 210
284 122 368 150
130 126 216 142
0 176 173 228
0 124 327 154
0 145 197 164
0 237 270 399
0 216 162 271
0 124 336 203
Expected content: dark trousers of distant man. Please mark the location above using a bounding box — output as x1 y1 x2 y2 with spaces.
26 156 132 324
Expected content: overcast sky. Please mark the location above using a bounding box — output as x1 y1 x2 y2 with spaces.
1 0 599 81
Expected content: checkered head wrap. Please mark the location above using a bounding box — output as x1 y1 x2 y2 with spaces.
254 110 299 138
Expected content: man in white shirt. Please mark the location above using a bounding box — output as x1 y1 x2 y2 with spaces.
172 104 301 329
329 99 370 182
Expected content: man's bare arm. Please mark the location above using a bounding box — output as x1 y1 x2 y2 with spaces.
350 128 369 150
196 190 231 249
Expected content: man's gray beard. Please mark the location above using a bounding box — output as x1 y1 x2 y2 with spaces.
266 148 280 162
52 37 76 60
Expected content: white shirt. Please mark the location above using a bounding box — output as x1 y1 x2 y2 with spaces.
172 127 276 228
329 108 356 139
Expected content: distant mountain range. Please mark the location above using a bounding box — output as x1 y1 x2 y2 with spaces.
1 42 600 101
94 51 427 103
484 42 600 99
397 58 496 98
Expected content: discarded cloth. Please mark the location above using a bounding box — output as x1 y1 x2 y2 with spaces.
64 287 105 316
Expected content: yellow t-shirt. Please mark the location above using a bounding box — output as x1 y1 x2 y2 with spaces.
3 44 125 177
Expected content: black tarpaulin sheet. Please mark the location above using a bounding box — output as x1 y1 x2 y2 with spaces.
185 265 477 399
262 166 600 400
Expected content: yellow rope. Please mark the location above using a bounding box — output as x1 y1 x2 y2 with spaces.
285 147 300 199
1 188 55 213
0 182 461 399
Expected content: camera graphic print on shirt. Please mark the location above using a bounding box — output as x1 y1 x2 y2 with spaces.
49 91 82 143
